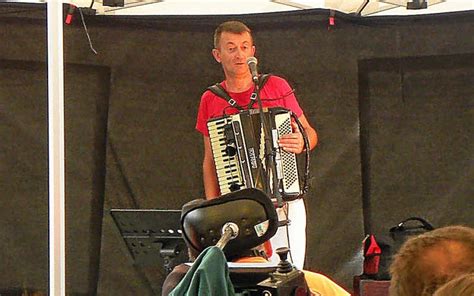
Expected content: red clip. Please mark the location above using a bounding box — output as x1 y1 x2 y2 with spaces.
328 10 336 29
65 4 76 25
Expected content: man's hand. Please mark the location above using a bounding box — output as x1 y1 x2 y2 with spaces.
278 121 305 154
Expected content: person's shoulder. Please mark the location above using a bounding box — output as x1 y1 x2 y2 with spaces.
201 89 214 98
202 80 226 98
266 74 287 83
264 74 291 87
263 74 292 92
201 87 219 101
205 79 226 89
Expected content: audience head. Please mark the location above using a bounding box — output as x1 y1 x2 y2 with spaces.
432 273 474 296
389 225 474 296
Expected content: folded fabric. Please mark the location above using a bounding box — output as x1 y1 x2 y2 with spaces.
168 246 235 296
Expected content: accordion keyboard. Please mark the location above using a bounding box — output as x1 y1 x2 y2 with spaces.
207 117 244 195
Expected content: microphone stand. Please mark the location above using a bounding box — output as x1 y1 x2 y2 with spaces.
253 76 284 208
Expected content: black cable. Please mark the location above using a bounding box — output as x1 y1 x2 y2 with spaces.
282 203 294 264
255 88 296 102
222 105 241 116
220 88 296 116
108 138 140 208
292 113 310 195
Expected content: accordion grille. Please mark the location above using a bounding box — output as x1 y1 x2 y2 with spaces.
274 114 299 194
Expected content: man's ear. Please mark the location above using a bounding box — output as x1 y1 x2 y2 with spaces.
212 49 221 63
252 45 256 56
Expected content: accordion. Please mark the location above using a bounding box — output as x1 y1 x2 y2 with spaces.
207 107 302 201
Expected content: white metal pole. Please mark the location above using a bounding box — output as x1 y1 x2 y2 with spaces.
47 0 66 295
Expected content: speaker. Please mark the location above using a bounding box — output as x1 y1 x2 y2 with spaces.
103 0 124 7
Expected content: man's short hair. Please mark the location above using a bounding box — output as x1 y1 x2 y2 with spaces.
389 225 474 296
213 20 253 49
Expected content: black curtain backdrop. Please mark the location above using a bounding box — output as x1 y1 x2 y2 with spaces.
0 3 473 295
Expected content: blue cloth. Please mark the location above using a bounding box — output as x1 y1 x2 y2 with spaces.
168 246 235 296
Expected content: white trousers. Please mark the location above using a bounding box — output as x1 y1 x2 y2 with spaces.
268 198 307 269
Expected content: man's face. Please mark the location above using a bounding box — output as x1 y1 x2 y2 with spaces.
212 31 255 78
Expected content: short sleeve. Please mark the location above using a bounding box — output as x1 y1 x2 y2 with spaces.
195 91 211 137
267 76 304 118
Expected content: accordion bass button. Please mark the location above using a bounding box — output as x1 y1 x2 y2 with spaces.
229 184 241 191
225 146 237 156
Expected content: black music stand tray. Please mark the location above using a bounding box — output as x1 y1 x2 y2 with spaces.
110 209 188 273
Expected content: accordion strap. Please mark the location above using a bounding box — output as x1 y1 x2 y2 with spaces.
207 74 272 111
207 83 244 111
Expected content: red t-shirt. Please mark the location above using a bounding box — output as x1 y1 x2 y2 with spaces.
196 75 303 136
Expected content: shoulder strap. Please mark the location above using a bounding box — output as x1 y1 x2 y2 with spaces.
247 74 272 108
207 74 272 111
258 73 271 89
207 83 244 111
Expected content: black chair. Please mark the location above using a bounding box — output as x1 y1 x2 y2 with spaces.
163 188 309 296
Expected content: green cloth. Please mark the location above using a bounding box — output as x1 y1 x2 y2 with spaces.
168 246 236 296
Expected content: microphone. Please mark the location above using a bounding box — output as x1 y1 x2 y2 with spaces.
246 57 259 83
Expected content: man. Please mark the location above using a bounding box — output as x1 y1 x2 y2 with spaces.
389 225 474 296
195 20 318 268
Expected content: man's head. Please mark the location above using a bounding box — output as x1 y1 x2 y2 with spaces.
389 225 474 296
213 20 253 49
212 21 256 78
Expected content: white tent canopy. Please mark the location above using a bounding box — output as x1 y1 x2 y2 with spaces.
12 0 474 16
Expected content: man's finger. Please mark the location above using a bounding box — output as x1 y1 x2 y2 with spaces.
291 121 301 133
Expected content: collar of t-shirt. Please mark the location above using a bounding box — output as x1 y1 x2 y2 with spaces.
222 81 256 108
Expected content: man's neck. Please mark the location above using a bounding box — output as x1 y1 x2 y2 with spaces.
225 73 253 93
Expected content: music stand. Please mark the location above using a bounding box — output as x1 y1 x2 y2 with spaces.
110 209 188 273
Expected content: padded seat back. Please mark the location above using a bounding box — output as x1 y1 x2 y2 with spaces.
181 188 278 260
